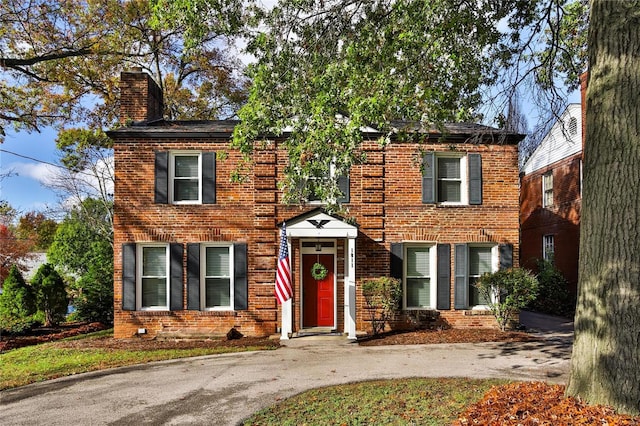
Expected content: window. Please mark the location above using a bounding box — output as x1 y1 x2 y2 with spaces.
437 157 463 203
138 244 169 310
404 245 436 309
202 245 233 309
171 153 201 203
468 246 494 306
185 243 248 311
423 152 482 205
305 162 350 204
154 151 216 204
543 235 555 262
542 171 553 207
454 244 504 309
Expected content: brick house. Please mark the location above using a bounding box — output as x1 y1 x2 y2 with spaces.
520 103 583 295
108 70 523 339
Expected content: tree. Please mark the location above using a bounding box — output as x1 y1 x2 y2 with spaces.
0 265 37 333
15 212 58 252
47 198 113 324
474 268 539 332
0 0 249 139
0 224 35 284
31 264 68 327
565 1 640 415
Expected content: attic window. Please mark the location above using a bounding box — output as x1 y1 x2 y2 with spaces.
568 117 578 135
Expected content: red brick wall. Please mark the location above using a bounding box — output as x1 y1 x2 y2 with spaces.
520 153 582 294
113 135 518 337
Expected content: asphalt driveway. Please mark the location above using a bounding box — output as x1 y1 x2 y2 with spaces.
0 311 573 426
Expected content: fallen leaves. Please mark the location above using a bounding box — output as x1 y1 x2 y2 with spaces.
455 382 640 425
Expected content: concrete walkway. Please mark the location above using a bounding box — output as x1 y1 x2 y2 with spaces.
0 312 573 426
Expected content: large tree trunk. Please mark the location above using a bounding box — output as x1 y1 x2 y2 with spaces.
566 1 640 415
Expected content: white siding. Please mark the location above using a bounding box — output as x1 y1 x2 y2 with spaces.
523 104 582 175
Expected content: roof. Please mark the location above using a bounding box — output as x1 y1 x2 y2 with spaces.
107 119 524 145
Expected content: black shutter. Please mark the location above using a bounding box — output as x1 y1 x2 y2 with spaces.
499 243 513 269
187 243 200 310
422 152 435 203
234 243 248 310
202 152 216 204
468 153 482 205
390 243 404 280
170 243 184 311
436 244 451 310
155 152 168 204
337 173 350 203
122 243 136 311
454 244 468 309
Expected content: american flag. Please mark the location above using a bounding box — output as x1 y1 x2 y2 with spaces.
275 223 293 304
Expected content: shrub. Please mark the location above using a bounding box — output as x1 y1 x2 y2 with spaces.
31 264 68 327
0 265 37 334
362 277 401 335
529 259 575 317
474 268 539 331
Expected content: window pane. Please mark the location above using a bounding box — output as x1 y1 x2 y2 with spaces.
407 247 430 277
469 277 490 306
142 247 166 276
438 158 460 179
407 278 430 307
174 179 199 201
206 278 231 307
205 247 230 276
469 247 492 275
174 156 199 178
438 180 461 202
142 277 167 307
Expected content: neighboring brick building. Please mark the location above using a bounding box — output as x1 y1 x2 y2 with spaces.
520 103 582 294
108 70 524 339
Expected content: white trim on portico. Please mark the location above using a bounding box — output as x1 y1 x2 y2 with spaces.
278 209 358 340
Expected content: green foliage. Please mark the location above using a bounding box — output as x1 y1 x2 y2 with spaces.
47 198 113 324
474 268 539 331
362 276 401 335
31 264 68 327
232 0 521 207
529 259 575 317
0 266 37 334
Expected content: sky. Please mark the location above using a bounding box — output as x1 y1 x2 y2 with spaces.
1 127 62 215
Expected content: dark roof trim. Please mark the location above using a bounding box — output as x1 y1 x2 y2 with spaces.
106 119 524 144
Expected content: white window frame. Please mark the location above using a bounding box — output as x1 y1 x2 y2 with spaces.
136 243 170 311
543 235 555 262
542 170 553 207
169 151 202 204
468 244 499 309
201 243 234 311
436 154 468 205
403 244 437 310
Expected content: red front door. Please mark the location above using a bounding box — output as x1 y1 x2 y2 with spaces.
302 254 334 327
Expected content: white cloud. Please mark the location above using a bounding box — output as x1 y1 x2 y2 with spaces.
13 161 59 186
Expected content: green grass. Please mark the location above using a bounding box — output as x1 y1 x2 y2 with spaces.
0 329 277 390
243 377 508 425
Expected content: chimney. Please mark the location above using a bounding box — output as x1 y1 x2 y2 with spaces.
580 71 588 152
119 68 164 124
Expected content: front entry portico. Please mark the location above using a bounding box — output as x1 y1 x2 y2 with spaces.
278 208 358 339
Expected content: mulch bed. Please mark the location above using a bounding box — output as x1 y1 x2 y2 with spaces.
358 327 537 346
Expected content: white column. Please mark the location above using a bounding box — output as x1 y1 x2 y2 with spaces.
280 239 293 340
345 236 357 339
